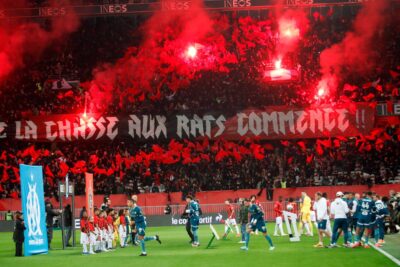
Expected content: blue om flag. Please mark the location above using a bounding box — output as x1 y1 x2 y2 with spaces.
20 164 48 256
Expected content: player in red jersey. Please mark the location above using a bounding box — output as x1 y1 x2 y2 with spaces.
80 211 90 254
222 199 240 237
99 210 109 252
273 196 287 236
87 216 96 254
106 209 115 250
93 208 101 252
118 209 127 248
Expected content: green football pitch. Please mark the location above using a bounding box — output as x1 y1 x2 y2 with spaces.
0 224 398 267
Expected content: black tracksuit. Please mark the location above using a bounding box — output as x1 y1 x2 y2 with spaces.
182 204 194 243
182 203 203 243
46 202 61 248
13 218 26 256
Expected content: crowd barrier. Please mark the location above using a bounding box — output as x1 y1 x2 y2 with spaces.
1 184 399 212
0 201 281 230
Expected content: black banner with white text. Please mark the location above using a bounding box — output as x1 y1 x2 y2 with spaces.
0 103 375 142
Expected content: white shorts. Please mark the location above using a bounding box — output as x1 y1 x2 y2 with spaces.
310 211 316 222
94 228 100 237
109 230 114 240
101 229 107 240
80 232 89 245
119 225 127 239
108 226 114 240
226 218 237 225
89 232 96 244
104 229 111 241
275 216 283 224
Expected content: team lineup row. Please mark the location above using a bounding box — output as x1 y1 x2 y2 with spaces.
77 191 388 256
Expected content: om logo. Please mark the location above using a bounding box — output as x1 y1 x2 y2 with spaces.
26 181 42 237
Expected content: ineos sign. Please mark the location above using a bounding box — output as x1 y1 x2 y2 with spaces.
224 0 252 8
101 4 128 14
39 7 66 17
161 0 191 11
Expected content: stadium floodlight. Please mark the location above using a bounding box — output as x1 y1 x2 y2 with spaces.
283 211 300 242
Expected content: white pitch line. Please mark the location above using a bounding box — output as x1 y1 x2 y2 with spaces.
371 242 400 266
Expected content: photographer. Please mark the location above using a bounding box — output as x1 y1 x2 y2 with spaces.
164 204 172 215
13 211 26 257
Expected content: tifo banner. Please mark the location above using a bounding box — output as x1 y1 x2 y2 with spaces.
85 173 94 218
0 103 375 142
19 165 48 256
215 104 375 140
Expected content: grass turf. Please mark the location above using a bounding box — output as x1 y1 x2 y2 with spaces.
0 224 398 267
379 233 400 262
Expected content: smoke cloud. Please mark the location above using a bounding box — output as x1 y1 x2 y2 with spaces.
88 0 237 111
319 0 390 93
277 9 309 56
0 0 80 81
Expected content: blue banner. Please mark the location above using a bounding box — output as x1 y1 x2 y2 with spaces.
20 164 48 256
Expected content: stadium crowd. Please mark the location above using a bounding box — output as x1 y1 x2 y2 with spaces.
0 137 399 199
0 8 400 200
0 10 399 119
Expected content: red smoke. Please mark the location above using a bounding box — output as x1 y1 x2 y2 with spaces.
319 0 389 93
314 75 337 101
277 10 308 54
88 0 237 111
0 0 79 81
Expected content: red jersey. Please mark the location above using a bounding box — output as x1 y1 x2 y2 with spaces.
94 215 100 228
98 217 106 229
226 204 235 219
80 218 88 233
119 215 126 225
107 215 113 226
274 201 283 217
88 221 95 232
